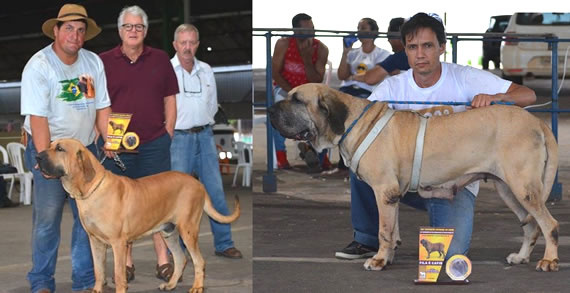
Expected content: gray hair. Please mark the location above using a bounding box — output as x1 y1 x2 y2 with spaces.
118 5 148 32
174 24 200 41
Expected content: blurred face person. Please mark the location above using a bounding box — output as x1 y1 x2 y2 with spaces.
404 27 445 77
356 19 375 42
173 30 199 62
53 20 86 57
119 13 146 47
295 19 315 41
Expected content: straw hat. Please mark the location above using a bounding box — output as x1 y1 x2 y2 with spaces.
42 4 101 41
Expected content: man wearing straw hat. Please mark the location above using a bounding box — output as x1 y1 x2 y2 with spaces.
20 3 110 293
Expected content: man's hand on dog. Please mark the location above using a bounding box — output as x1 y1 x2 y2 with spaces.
470 93 504 108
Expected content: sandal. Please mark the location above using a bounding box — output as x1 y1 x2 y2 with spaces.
156 263 174 282
112 264 135 284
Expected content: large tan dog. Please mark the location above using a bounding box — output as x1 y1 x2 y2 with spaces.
268 83 559 272
36 139 240 293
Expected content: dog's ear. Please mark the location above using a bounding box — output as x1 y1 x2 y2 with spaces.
76 150 95 183
318 92 348 135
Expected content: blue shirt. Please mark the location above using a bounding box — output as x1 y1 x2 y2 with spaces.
378 51 410 73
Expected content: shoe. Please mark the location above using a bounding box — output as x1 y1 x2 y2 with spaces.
0 199 19 208
112 264 135 284
297 142 319 169
335 241 378 260
320 153 332 171
215 247 243 259
156 263 173 282
276 150 292 169
37 289 51 293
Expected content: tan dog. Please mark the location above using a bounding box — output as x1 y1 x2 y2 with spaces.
36 139 240 293
420 239 445 259
268 83 559 272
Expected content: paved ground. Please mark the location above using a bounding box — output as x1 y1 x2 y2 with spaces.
0 174 252 293
252 77 570 292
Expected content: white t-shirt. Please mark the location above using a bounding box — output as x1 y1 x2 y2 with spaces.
171 56 218 129
340 46 391 92
368 62 512 195
21 44 111 146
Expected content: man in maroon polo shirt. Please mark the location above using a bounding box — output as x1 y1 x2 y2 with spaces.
99 5 178 283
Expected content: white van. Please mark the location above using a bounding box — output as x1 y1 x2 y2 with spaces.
501 12 570 84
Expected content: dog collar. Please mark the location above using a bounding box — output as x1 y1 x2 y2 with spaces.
338 101 377 146
81 172 106 200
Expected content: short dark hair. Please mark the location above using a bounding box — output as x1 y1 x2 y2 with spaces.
361 18 379 32
292 13 312 28
388 17 404 32
400 13 446 46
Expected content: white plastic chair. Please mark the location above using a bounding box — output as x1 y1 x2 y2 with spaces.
0 145 17 201
232 142 252 187
6 142 33 205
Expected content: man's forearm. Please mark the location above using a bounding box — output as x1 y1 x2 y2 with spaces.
164 95 176 136
95 107 111 142
29 115 51 152
301 56 323 82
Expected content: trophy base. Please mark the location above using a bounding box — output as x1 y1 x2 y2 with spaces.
414 279 469 285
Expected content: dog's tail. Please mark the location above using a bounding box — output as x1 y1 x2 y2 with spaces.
521 122 558 226
540 122 559 202
203 193 240 224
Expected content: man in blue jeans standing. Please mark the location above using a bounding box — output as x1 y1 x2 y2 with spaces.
335 13 537 262
169 24 242 259
20 4 111 292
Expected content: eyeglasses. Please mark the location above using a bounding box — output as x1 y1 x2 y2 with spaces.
121 23 145 32
182 70 202 95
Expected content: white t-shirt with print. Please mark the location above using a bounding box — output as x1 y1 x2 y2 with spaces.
368 62 512 195
340 46 391 92
21 44 111 146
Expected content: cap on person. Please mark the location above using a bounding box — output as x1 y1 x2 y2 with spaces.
42 4 102 41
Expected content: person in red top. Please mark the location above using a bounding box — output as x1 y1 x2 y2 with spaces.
98 5 178 283
271 13 329 169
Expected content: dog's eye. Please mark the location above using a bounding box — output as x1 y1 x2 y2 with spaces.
55 145 65 152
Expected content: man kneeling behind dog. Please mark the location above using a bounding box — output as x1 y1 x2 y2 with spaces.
36 138 240 293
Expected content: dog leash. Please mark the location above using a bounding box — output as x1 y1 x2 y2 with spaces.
382 101 515 106
98 150 127 172
338 101 377 147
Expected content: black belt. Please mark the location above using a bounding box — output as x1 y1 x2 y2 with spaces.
176 125 210 133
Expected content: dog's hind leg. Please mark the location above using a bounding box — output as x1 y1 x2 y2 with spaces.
494 181 539 265
159 229 187 291
179 222 205 293
89 237 107 293
506 182 559 271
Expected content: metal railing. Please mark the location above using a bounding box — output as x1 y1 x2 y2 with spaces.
254 28 570 199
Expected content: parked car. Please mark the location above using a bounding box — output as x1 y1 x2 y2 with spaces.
501 12 570 84
482 15 510 70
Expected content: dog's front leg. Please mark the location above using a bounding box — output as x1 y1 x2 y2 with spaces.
89 236 107 293
111 240 129 293
364 186 400 271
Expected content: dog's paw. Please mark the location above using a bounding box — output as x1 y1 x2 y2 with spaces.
158 282 177 291
190 287 204 293
363 257 386 271
536 259 559 272
506 253 529 265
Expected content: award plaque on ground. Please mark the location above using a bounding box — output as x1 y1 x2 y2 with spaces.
414 226 468 285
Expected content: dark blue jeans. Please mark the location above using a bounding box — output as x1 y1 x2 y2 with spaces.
170 128 234 252
25 137 96 293
350 171 475 259
100 133 171 178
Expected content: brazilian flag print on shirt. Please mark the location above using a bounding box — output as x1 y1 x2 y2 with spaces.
57 75 95 102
